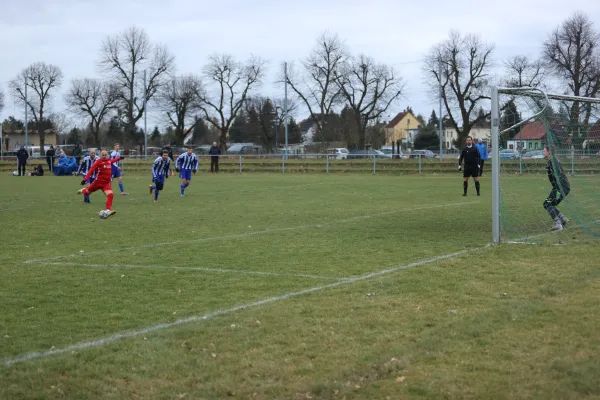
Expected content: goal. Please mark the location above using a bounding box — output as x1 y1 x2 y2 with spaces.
490 87 600 244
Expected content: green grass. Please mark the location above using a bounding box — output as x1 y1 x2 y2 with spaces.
1 173 599 399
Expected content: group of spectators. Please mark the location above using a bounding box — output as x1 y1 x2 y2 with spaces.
15 141 223 176
15 143 84 176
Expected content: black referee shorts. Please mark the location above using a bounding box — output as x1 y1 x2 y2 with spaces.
463 165 479 178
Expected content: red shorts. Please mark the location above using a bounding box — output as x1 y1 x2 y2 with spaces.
86 180 112 194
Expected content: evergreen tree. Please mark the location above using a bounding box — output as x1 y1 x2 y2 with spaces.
427 110 439 128
229 112 251 143
340 106 359 149
191 117 211 144
414 125 440 150
500 100 522 141
106 116 123 145
286 117 303 144
150 126 161 146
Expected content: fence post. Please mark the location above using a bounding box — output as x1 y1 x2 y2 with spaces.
239 154 242 173
571 148 575 176
326 154 329 174
418 155 422 174
282 152 285 174
373 155 376 175
519 155 523 175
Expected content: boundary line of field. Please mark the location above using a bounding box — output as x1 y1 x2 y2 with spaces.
33 262 348 281
3 244 490 367
22 201 479 264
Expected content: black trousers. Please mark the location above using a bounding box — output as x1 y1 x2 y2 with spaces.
18 162 26 176
46 157 53 171
479 160 485 176
210 156 219 172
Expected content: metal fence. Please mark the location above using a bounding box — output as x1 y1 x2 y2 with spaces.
3 152 599 176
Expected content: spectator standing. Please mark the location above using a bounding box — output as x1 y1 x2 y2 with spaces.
46 145 55 172
475 138 489 176
73 142 83 165
16 145 29 176
209 141 221 173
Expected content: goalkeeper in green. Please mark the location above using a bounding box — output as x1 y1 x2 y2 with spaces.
543 145 570 231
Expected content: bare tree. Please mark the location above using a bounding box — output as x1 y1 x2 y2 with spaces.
157 74 203 145
0 89 4 115
9 62 63 150
285 32 348 140
504 55 546 88
99 26 175 140
198 54 266 149
543 12 600 123
423 31 494 147
334 54 403 149
65 79 119 146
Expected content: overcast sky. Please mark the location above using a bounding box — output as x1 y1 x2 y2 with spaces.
1 0 599 129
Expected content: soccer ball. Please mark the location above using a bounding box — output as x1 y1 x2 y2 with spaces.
12 171 18 176
98 209 109 219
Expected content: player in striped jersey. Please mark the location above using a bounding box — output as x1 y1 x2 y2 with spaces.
76 149 99 203
175 146 198 196
149 151 171 203
110 143 128 196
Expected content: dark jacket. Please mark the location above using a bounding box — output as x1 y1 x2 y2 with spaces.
72 145 82 158
208 146 221 156
17 149 29 164
46 148 55 159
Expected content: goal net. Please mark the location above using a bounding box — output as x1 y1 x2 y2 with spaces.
491 87 600 244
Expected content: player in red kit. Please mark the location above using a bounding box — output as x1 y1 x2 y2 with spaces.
77 150 123 218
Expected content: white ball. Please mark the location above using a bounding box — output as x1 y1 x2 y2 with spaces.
12 171 18 176
98 209 108 219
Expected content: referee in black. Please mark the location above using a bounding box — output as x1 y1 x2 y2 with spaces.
458 136 481 196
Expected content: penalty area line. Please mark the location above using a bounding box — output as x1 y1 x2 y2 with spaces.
3 245 488 367
35 262 348 281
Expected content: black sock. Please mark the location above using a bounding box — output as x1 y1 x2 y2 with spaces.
463 181 468 195
475 181 480 195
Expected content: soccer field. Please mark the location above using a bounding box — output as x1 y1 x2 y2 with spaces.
1 173 599 399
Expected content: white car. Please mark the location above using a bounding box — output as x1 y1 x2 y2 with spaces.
327 148 349 160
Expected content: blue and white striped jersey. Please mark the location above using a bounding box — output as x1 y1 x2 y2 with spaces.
176 152 198 171
78 155 99 178
152 157 171 178
110 150 121 167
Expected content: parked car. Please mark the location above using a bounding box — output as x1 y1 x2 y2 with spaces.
499 149 521 160
371 150 392 159
379 146 407 159
522 150 544 159
326 148 349 160
409 150 436 159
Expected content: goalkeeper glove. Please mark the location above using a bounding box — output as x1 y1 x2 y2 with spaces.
175 168 180 173
458 165 462 171
193 170 196 175
80 179 86 185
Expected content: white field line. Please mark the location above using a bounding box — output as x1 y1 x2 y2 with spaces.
23 201 479 264
36 262 347 281
3 245 489 367
505 218 600 244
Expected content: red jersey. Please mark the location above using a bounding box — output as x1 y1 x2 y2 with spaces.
84 157 121 183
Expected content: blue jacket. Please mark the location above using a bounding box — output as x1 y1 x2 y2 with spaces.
475 142 489 160
57 155 69 165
